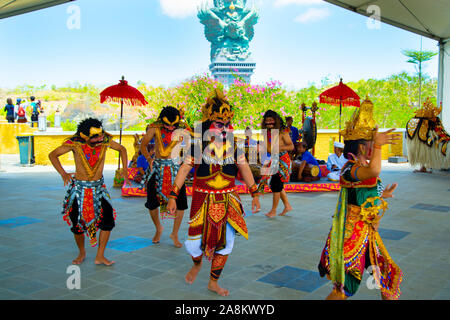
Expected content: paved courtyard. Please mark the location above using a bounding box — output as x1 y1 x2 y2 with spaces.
0 155 449 300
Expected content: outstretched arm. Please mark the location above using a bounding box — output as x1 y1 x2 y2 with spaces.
237 160 261 213
167 162 193 214
49 145 73 186
109 140 129 184
141 126 155 161
355 127 400 181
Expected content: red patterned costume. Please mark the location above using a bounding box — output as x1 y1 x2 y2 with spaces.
170 89 260 286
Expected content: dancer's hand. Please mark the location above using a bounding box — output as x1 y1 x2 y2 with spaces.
382 183 398 199
122 169 131 186
373 126 400 146
167 198 177 215
251 196 261 213
61 172 74 186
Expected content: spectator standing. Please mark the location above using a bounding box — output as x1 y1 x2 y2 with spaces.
286 116 299 146
4 98 15 123
17 101 27 123
14 98 21 121
30 96 39 122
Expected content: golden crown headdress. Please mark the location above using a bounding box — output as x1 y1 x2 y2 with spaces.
414 97 441 118
202 88 234 123
340 98 377 141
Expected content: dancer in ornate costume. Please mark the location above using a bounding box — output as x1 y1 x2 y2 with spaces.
406 98 450 173
49 118 128 265
318 98 403 300
258 110 294 217
140 106 191 247
167 89 260 296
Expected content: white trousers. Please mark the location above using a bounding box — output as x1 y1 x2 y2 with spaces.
185 222 236 258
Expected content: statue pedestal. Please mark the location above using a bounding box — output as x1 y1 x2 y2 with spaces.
209 59 256 87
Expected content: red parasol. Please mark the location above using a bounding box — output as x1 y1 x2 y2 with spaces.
319 78 360 141
100 76 148 170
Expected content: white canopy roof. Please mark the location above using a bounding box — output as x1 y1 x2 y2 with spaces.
0 0 73 19
324 0 450 42
325 0 450 128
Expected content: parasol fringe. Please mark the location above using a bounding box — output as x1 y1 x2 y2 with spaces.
100 96 147 107
319 96 360 107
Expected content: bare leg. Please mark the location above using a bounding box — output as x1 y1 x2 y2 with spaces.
297 161 306 181
170 210 184 248
149 208 164 243
279 190 292 216
185 255 203 284
208 254 229 296
95 230 115 266
265 192 280 218
72 233 86 265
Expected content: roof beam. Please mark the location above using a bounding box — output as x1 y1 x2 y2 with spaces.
323 0 442 42
0 0 74 19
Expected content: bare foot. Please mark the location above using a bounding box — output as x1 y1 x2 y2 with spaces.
185 263 202 284
72 251 86 265
413 168 432 173
170 233 182 248
265 211 277 218
279 204 292 216
153 225 164 243
208 280 229 296
414 166 432 173
94 256 115 266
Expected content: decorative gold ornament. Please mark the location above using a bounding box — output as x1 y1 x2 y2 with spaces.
340 98 377 141
414 97 442 118
206 173 231 189
155 127 182 158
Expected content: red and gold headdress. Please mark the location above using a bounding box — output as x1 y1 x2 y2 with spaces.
202 89 234 123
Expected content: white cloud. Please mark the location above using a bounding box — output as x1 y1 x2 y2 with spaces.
158 0 212 19
273 0 324 7
294 7 330 23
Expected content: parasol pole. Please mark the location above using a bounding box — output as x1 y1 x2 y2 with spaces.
118 97 124 169
339 100 342 142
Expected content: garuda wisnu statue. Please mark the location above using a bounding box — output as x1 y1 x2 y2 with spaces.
198 0 259 61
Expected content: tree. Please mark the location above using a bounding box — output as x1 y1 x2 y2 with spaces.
402 48 437 107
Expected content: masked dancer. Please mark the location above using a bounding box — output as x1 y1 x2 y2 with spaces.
49 118 128 266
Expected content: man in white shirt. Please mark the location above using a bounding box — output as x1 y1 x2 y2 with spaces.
326 141 347 181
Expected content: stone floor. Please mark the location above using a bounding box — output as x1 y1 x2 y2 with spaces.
0 155 449 300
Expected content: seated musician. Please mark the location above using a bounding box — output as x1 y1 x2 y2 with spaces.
133 144 155 185
326 141 347 181
291 141 321 182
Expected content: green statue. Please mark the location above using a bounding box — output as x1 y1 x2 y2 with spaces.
198 0 259 61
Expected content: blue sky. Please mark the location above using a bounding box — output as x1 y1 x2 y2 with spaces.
0 0 439 89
